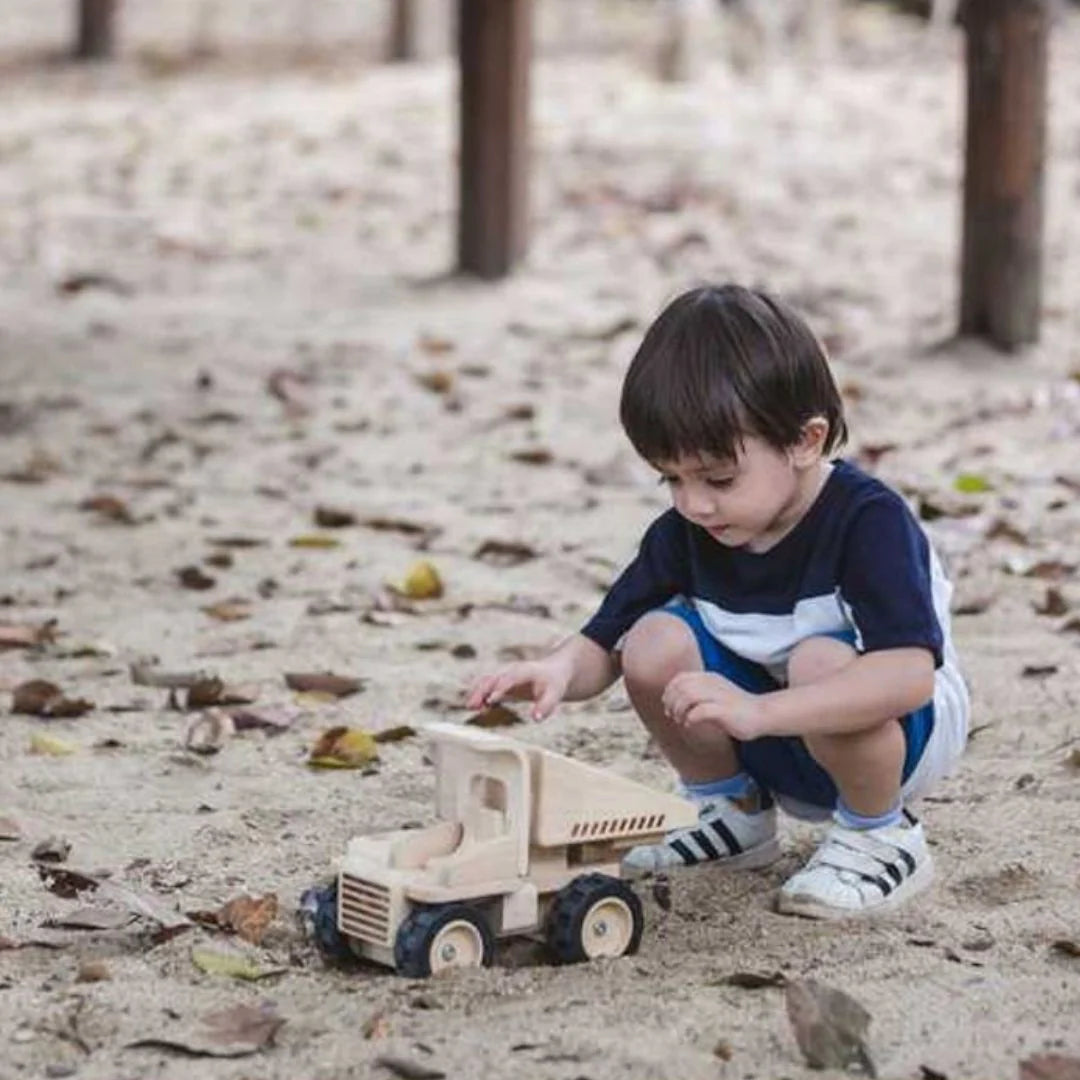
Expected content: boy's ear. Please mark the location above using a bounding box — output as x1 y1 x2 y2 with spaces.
790 416 829 467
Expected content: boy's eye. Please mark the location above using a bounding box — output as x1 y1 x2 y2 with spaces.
707 476 735 490
658 475 679 487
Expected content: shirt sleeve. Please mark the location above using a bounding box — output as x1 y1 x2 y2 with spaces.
580 511 689 652
838 494 944 667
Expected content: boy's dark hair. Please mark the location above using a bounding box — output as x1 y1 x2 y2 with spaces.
619 284 848 464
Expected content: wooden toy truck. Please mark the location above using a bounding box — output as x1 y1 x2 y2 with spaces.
302 721 698 976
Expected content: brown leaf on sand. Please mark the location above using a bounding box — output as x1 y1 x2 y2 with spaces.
416 369 455 395
375 1055 446 1080
202 599 252 622
35 862 100 899
11 679 94 718
373 725 417 744
128 1001 285 1058
308 726 378 769
229 706 298 734
190 894 278 945
473 539 538 567
79 493 136 524
0 621 58 650
185 680 255 711
1051 939 1080 958
1033 587 1070 617
1020 1055 1080 1080
0 815 22 840
177 565 216 591
284 672 364 698
218 894 278 944
785 978 876 1077
390 560 443 600
509 448 553 466
314 505 357 528
44 905 135 931
466 705 524 729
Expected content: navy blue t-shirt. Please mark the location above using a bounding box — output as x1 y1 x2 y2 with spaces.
581 460 947 681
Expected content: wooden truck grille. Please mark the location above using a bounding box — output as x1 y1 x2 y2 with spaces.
569 814 665 840
338 874 392 945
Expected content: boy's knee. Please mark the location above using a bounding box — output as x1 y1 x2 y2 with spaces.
621 612 700 691
787 635 857 687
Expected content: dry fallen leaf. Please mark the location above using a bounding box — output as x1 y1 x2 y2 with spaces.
0 815 22 840
416 369 455 395
218 894 278 944
720 971 788 989
128 1001 285 1058
45 905 135 931
76 959 112 982
1020 1055 1080 1080
0 621 58 650
363 1010 391 1040
229 706 298 733
1034 587 1070 617
509 448 554 466
29 732 78 756
466 704 524 729
373 725 417 744
79 493 136 524
202 599 252 622
473 539 538 567
785 978 876 1076
1051 939 1080 958
12 679 94 718
191 894 278 945
314 506 357 528
309 726 379 769
284 672 364 698
191 946 285 981
289 533 341 549
177 565 216 591
374 1055 446 1080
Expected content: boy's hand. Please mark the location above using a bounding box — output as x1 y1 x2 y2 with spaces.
662 671 763 742
466 657 573 722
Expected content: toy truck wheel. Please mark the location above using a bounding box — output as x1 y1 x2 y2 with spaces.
394 904 495 977
299 883 354 963
546 873 644 964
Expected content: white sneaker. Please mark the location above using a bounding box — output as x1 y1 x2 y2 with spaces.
622 794 781 875
776 819 933 920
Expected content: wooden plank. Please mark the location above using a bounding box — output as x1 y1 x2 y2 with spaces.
457 0 532 279
959 0 1049 350
75 0 117 59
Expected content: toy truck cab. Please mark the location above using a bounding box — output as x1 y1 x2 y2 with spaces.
307 722 697 976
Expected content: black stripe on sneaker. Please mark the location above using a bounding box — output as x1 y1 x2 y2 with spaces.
670 838 699 866
855 872 893 896
884 862 902 885
704 817 743 856
692 829 722 860
895 848 916 875
902 807 919 825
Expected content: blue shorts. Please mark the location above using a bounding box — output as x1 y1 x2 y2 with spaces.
662 600 935 812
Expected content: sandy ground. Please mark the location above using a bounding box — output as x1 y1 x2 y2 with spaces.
2 4 1080 1079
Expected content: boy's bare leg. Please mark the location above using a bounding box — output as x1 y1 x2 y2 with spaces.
790 638 906 816
620 612 741 783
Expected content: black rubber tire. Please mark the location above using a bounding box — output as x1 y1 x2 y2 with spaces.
546 873 644 965
299 883 353 963
393 903 495 978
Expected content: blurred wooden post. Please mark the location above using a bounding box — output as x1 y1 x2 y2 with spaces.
389 0 452 62
75 0 117 59
959 0 1049 350
457 0 532 278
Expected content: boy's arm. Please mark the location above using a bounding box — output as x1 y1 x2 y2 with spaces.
549 633 621 701
756 646 935 738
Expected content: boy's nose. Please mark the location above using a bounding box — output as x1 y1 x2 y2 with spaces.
678 487 715 522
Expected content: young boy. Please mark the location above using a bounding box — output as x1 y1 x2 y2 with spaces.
466 284 969 919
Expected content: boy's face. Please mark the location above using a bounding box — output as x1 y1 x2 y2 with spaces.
654 433 823 553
